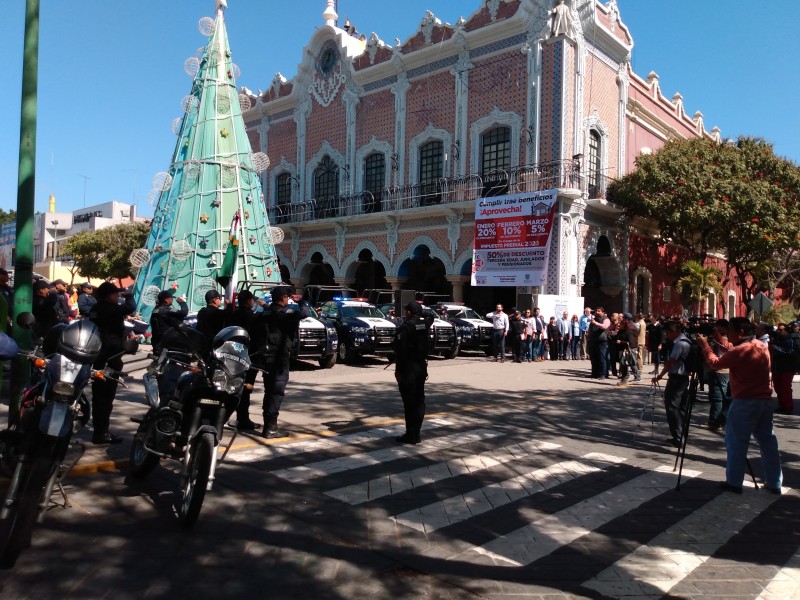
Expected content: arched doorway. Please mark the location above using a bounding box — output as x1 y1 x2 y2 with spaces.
582 235 624 313
399 245 452 298
353 249 388 294
307 251 335 286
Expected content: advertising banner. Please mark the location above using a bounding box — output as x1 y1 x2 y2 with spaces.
471 189 557 287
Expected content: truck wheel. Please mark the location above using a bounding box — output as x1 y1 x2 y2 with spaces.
337 341 355 363
318 352 337 369
445 345 460 359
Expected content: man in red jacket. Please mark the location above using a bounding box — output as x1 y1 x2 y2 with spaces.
696 317 783 495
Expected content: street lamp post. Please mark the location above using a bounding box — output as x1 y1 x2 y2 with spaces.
51 218 59 280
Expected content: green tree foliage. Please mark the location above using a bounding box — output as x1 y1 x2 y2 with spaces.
62 222 149 281
0 209 17 225
675 260 723 315
608 136 800 305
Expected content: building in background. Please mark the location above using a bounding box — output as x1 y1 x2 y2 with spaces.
241 0 740 318
0 196 143 285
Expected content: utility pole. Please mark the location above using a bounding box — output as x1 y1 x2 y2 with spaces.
77 173 91 208
10 0 40 421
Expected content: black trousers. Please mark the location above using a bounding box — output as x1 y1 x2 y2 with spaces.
492 329 505 358
262 367 290 426
397 369 426 440
91 354 122 434
237 367 259 422
664 374 690 441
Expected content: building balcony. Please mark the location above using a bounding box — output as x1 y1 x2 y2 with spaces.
269 158 584 225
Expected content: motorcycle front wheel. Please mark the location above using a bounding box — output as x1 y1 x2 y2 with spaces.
0 457 54 569
177 431 214 527
127 423 160 479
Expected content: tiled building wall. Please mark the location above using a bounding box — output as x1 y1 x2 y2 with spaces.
584 54 621 177
356 89 395 149
305 99 347 164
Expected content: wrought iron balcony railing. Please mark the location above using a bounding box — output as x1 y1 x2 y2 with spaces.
268 158 583 225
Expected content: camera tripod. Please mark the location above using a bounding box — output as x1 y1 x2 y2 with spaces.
674 368 758 491
634 380 663 443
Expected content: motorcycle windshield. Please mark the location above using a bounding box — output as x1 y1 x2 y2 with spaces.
212 341 251 377
46 354 92 400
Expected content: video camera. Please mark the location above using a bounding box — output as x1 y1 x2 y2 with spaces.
685 315 714 340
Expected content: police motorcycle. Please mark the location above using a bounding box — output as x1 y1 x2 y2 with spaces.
0 313 137 569
127 325 251 527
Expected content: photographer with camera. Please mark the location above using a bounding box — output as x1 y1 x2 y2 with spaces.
652 321 691 447
696 317 783 494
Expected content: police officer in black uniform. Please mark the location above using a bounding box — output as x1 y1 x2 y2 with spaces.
149 289 189 351
252 286 310 438
394 301 431 444
227 290 262 430
89 281 136 444
196 289 228 343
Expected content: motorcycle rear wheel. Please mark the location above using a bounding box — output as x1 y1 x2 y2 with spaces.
127 425 160 479
178 431 214 527
0 457 54 569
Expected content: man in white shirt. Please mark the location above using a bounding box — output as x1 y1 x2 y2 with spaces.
579 307 593 359
557 310 570 359
486 304 509 362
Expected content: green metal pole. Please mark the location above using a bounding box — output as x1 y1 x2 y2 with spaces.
8 0 39 421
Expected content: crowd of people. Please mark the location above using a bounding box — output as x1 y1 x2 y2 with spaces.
1 271 797 490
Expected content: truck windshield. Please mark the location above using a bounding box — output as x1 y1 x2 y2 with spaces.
342 306 385 319
448 308 482 320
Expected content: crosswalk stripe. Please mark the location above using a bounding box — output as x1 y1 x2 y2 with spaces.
460 465 702 567
227 418 453 464
756 542 800 600
269 428 504 483
324 440 562 505
391 452 625 533
583 487 790 599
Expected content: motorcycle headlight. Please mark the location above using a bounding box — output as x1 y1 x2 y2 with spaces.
212 370 244 394
52 381 76 398
326 327 336 336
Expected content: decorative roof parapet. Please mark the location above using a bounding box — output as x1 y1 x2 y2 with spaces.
323 0 337 27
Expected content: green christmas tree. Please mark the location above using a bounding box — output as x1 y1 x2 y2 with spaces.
132 1 281 321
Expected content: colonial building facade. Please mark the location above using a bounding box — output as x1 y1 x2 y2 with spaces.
241 0 738 317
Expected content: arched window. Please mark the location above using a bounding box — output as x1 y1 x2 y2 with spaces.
588 129 602 198
314 155 339 218
419 141 443 205
275 173 292 224
363 152 385 214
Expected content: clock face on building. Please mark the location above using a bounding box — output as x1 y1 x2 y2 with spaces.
319 47 338 75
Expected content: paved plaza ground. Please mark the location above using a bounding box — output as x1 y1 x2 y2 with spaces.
0 350 798 599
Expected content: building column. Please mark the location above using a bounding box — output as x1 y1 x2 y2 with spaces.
446 275 469 302
336 278 356 290
384 276 408 291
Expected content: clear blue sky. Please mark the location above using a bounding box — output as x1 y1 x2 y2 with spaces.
1 1 797 219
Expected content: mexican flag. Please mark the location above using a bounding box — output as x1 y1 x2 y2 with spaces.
216 211 240 300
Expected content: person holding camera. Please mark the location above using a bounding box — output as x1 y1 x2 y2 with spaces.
652 321 691 447
696 317 782 494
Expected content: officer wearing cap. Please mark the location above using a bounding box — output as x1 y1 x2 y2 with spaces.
150 289 189 351
89 281 136 444
393 300 431 444
251 285 311 438
77 282 97 317
32 279 68 337
227 289 262 430
196 289 228 343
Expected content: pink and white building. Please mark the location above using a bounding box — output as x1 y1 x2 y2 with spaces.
241 0 739 317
